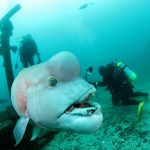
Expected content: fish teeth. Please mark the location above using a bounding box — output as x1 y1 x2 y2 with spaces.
87 107 97 115
66 107 97 116
92 93 95 96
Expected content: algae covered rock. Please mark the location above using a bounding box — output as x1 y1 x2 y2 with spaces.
0 106 56 149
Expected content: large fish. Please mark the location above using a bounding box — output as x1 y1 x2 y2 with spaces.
11 51 103 145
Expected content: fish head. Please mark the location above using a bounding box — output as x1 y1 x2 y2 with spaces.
13 51 103 133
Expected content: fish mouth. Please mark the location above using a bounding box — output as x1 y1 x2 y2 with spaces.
64 87 101 116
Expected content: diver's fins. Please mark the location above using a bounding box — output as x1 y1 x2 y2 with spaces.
13 117 29 146
136 101 144 121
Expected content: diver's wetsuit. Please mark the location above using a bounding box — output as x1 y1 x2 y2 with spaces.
96 63 148 106
19 38 38 68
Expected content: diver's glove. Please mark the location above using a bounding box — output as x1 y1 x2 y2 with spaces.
15 63 18 69
37 58 41 64
10 46 18 53
37 53 41 64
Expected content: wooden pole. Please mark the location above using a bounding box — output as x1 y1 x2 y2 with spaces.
1 21 14 94
0 4 21 94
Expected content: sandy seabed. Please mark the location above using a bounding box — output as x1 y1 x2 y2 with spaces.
0 82 149 150
42 85 150 150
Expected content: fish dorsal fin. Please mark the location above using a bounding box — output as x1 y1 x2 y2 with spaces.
13 117 29 146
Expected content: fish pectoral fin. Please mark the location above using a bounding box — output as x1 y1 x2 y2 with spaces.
31 127 48 141
13 117 30 146
31 127 41 141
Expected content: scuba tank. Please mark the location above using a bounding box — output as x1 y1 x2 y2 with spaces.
115 61 137 81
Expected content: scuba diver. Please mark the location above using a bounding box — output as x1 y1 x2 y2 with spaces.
92 60 148 106
17 34 41 68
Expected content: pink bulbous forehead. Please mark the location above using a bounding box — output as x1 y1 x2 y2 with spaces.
46 51 80 81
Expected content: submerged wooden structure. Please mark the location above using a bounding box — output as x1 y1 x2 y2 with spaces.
0 4 21 94
0 106 56 149
0 6 56 148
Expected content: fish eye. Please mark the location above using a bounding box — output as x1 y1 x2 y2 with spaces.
48 77 57 87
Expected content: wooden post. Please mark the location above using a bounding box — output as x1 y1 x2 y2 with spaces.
0 4 21 94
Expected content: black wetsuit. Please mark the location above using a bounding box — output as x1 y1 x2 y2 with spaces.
19 39 38 68
96 63 148 106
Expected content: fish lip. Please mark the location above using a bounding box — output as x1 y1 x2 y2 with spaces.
65 102 102 116
74 86 96 104
57 87 96 118
63 87 98 116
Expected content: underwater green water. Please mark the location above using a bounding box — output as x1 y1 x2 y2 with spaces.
0 1 150 149
1 0 150 99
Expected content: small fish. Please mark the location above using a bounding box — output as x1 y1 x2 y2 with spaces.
79 3 94 10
